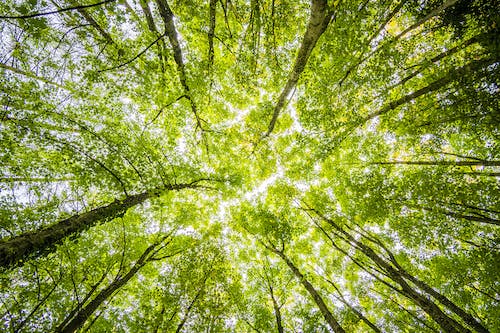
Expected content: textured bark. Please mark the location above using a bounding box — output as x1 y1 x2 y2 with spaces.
0 182 204 268
267 245 345 333
208 0 217 69
263 0 334 138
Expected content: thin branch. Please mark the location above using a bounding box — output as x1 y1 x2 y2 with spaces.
0 0 116 19
98 34 166 72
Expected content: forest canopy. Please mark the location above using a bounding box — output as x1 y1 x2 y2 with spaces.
0 0 499 332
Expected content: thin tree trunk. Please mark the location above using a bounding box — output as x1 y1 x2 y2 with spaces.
67 0 115 45
338 0 407 87
271 292 284 333
0 181 206 268
307 209 472 333
138 0 166 67
441 210 499 226
264 243 346 333
155 0 204 131
175 268 212 333
387 33 486 90
56 272 108 332
0 62 72 91
397 266 490 333
57 236 172 333
364 228 491 333
208 0 217 70
263 0 334 138
338 0 459 86
364 57 498 122
323 276 381 333
371 160 500 167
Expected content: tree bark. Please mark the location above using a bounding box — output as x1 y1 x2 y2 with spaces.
0 181 205 268
309 209 473 333
372 160 500 167
155 0 204 130
208 0 217 70
338 0 459 86
270 286 284 333
363 57 498 122
265 243 345 333
263 0 334 138
368 229 491 333
57 237 169 332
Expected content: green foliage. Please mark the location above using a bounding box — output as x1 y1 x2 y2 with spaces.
0 0 498 332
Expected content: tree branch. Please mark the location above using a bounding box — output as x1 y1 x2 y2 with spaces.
0 0 116 19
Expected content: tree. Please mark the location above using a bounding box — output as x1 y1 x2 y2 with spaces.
0 0 498 332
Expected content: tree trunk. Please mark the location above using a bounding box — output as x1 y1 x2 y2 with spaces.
269 285 284 333
263 0 334 138
155 0 204 130
364 57 498 122
310 210 472 332
0 181 204 268
372 160 500 167
324 276 382 333
57 238 166 332
338 0 459 86
374 231 490 333
266 244 346 333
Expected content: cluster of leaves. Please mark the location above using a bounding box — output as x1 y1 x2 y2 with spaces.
0 0 498 332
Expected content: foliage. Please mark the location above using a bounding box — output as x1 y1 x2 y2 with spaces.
0 0 498 332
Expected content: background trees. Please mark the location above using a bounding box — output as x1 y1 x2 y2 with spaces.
0 0 498 331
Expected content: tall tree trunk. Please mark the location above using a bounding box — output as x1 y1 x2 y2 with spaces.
264 243 346 333
208 0 217 70
270 286 284 333
0 181 205 268
307 209 473 333
155 0 204 131
338 0 459 86
323 276 382 333
263 0 334 138
396 265 490 333
372 160 500 167
175 268 212 333
56 237 171 333
363 57 498 123
366 228 491 333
